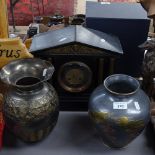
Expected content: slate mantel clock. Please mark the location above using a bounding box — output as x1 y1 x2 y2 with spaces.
30 25 123 111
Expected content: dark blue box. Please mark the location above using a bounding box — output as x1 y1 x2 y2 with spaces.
86 2 150 77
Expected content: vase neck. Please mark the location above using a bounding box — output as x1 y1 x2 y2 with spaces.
104 74 140 96
15 82 44 93
14 77 44 93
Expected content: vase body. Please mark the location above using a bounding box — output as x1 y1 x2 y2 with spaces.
89 74 150 148
0 58 59 142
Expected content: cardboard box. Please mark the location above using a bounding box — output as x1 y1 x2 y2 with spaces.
86 2 150 76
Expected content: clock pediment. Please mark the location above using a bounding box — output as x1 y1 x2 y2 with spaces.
30 25 123 57
35 43 120 57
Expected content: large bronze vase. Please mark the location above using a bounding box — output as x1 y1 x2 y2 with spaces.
89 74 150 148
0 58 59 142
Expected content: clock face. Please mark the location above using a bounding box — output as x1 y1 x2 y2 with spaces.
58 61 92 93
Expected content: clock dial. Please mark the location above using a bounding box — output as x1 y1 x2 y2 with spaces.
65 69 84 85
58 61 92 93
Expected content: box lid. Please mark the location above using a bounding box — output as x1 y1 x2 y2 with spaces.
86 2 149 20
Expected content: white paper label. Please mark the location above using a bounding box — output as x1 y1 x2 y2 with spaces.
101 2 111 4
113 102 128 110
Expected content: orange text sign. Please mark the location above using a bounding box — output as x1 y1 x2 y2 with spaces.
0 38 33 68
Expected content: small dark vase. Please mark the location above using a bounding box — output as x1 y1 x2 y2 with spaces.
89 74 150 148
0 58 59 142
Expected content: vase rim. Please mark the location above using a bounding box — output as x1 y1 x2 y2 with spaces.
0 58 54 88
104 74 140 96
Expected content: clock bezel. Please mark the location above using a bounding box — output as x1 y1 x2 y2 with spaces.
58 61 92 93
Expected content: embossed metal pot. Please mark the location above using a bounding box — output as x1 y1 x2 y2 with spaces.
89 74 150 148
0 58 59 142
